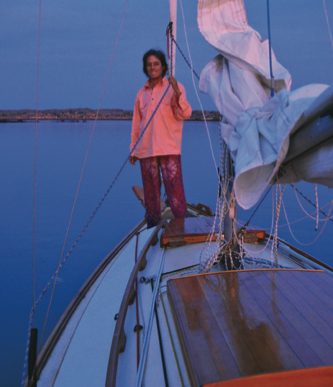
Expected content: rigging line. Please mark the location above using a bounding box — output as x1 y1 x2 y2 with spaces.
199 118 232 269
245 185 272 227
237 199 333 231
291 183 333 222
21 84 171 387
171 37 200 80
37 0 130 355
169 22 173 77
136 249 165 387
323 0 333 52
135 233 140 370
33 0 41 331
273 184 286 266
315 184 319 231
240 186 276 256
281 195 333 247
227 174 275 260
178 0 219 178
266 0 274 97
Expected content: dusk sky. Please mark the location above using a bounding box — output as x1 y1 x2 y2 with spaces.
1 0 333 111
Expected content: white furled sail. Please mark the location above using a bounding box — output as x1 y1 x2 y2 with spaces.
168 0 177 76
197 0 333 210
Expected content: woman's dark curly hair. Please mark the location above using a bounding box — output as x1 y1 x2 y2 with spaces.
142 49 168 78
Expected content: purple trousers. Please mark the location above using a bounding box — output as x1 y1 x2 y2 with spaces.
140 155 187 229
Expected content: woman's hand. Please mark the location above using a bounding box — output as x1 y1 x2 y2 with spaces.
168 76 181 102
129 155 138 165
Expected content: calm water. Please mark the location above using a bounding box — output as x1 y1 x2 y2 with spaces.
1 121 332 386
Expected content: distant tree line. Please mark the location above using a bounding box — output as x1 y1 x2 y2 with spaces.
0 108 221 122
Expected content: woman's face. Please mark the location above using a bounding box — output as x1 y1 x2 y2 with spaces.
146 55 164 81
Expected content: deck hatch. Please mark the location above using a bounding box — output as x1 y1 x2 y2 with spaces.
167 269 333 387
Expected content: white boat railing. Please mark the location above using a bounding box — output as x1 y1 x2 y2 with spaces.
105 219 167 387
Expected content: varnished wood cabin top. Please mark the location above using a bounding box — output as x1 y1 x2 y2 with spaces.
162 217 219 238
160 217 220 247
167 269 333 387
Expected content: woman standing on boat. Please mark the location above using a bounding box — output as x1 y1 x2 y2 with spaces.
129 49 192 229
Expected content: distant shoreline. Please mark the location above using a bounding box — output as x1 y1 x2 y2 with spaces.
0 108 221 123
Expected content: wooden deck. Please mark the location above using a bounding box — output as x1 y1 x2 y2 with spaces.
167 269 333 386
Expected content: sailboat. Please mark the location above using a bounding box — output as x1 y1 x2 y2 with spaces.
24 0 333 386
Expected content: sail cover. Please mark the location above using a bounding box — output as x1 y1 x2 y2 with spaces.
198 0 333 209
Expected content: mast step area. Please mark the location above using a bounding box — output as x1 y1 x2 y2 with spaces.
160 217 265 248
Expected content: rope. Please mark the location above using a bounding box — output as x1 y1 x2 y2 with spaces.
25 0 41 385
171 37 200 80
135 233 140 370
245 185 272 227
266 0 274 97
281 195 333 247
21 67 170 387
291 183 333 222
33 0 42 331
323 0 333 52
168 22 173 77
239 186 275 257
315 184 319 231
271 184 286 266
178 0 219 177
238 199 333 232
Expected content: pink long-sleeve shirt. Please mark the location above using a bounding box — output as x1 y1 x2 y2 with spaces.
130 77 192 159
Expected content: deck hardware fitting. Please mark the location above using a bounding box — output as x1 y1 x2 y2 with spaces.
133 325 143 332
114 314 119 321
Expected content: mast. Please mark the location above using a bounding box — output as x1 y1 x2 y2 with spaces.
223 149 236 243
168 0 177 76
220 141 240 270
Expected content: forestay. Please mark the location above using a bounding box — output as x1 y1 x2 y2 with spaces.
198 0 333 209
